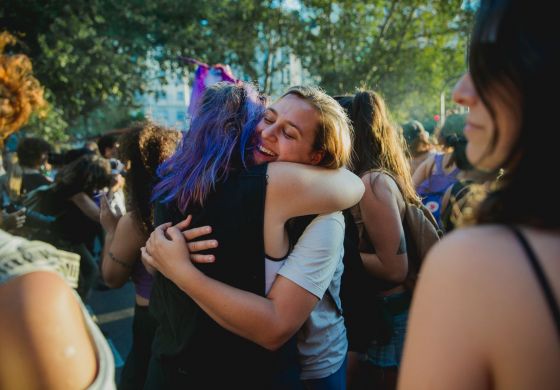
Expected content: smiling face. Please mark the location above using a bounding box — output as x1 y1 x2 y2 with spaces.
452 72 521 171
252 94 324 165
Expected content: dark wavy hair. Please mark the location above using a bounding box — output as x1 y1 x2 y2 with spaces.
118 122 181 233
469 0 559 228
16 137 52 168
55 154 111 196
152 82 267 211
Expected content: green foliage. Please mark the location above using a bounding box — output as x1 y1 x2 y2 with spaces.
290 0 474 121
1 0 476 138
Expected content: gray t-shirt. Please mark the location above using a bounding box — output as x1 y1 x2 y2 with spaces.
277 212 347 380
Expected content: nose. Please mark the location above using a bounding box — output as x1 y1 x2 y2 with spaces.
260 122 277 141
452 72 477 108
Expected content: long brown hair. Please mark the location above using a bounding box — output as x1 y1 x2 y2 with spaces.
336 90 420 205
118 122 180 233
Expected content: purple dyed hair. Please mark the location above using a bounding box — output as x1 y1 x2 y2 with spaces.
152 81 267 211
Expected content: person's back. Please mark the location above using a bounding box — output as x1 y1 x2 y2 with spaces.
414 152 460 224
402 120 436 175
148 164 291 389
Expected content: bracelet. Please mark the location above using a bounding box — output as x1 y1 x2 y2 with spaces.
108 251 133 269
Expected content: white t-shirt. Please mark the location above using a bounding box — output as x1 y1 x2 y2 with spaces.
274 212 347 380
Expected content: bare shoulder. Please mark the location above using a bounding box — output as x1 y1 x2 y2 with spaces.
0 271 97 389
361 170 401 199
427 225 560 274
405 225 560 389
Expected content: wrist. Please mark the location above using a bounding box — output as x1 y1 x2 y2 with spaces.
174 260 204 294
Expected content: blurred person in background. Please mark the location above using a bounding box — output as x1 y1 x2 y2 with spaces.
0 31 114 389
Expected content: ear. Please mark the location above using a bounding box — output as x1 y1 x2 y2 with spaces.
309 150 325 166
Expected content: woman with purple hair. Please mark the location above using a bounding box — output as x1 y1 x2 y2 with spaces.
143 83 363 389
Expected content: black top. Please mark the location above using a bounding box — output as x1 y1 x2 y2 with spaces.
21 172 51 195
148 164 300 390
510 226 560 341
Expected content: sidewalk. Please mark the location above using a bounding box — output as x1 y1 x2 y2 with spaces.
86 280 135 384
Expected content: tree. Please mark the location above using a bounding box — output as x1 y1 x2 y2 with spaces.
290 0 474 121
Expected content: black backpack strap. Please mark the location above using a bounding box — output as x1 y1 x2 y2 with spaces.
509 226 560 340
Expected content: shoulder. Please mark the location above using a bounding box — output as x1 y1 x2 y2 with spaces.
360 171 402 201
420 224 553 297
425 225 513 268
310 211 344 230
294 212 345 249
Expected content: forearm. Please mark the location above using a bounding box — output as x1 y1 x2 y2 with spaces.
361 252 407 283
171 266 289 350
70 193 100 223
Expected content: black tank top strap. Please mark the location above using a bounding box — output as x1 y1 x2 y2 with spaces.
509 225 560 340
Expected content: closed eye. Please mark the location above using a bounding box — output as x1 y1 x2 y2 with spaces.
282 128 295 139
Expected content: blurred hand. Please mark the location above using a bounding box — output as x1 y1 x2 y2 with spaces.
99 193 120 234
2 208 26 229
141 215 217 279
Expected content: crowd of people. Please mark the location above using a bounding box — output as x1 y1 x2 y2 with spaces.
0 0 558 389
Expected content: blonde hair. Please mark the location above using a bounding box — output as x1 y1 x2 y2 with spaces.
0 32 46 144
281 86 353 169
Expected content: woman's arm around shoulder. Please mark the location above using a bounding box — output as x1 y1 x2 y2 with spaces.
265 162 364 221
101 212 147 288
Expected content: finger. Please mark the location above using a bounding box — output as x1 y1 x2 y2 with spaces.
153 223 171 241
174 215 192 231
16 208 26 216
140 247 155 267
166 226 185 242
183 225 212 241
190 254 216 264
100 194 108 208
187 239 218 253
156 222 172 231
140 248 158 275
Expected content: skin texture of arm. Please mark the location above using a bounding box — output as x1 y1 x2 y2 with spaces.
143 163 360 349
101 211 146 288
398 226 560 390
264 161 364 258
69 192 101 223
0 272 97 390
143 211 345 351
412 154 435 188
359 171 408 283
142 224 318 351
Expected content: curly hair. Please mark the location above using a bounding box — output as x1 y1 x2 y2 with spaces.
0 32 46 144
118 122 181 233
55 154 112 197
16 137 52 168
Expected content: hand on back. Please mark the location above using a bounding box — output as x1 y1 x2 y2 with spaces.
141 215 218 279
